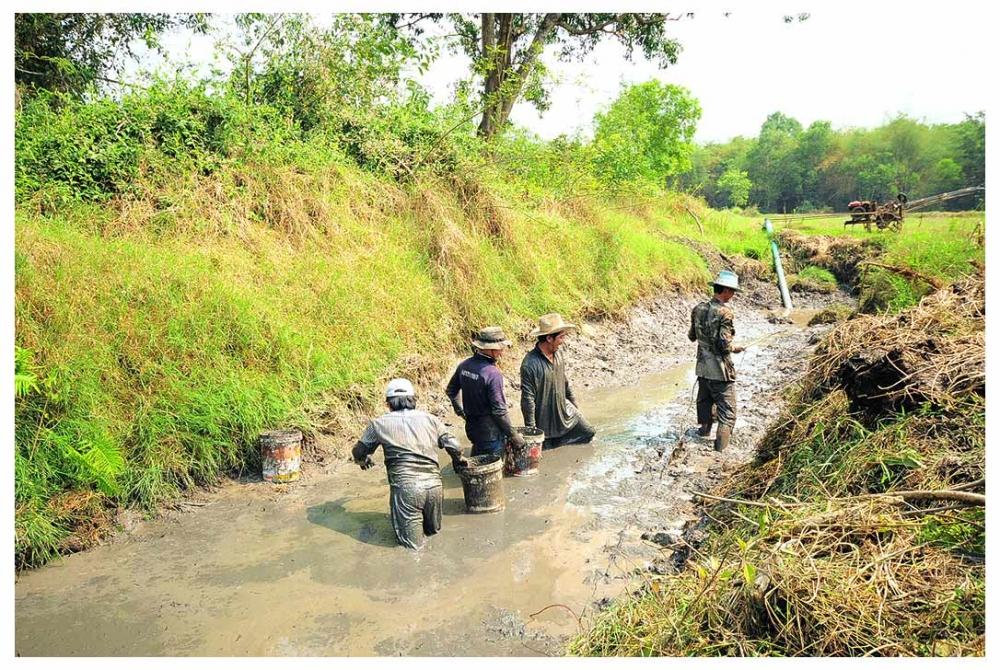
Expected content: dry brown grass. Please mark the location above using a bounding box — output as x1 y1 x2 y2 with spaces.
811 273 984 413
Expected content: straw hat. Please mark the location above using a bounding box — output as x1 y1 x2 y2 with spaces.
529 313 577 338
471 326 512 350
712 270 741 291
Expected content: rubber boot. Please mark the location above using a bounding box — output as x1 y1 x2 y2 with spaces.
714 425 732 452
697 422 712 437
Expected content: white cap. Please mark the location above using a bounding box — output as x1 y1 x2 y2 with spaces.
385 378 415 398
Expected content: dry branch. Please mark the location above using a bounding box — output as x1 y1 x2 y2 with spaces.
857 261 943 289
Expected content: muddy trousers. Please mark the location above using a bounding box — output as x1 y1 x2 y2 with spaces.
542 415 596 450
389 483 443 550
696 378 736 429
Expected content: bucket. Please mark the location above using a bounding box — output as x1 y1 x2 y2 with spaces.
458 454 505 513
260 429 302 483
504 427 545 477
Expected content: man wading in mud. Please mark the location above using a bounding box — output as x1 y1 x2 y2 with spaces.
446 327 526 459
687 270 746 451
352 378 469 550
520 313 596 449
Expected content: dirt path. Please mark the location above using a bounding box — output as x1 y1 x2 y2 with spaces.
14 284 851 657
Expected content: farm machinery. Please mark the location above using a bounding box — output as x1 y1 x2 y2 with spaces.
843 186 984 232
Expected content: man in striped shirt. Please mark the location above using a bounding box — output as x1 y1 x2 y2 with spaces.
352 378 469 550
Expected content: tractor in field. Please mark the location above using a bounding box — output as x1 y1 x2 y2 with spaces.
845 194 907 231
844 186 984 232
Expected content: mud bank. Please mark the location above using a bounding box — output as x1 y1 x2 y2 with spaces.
15 281 853 656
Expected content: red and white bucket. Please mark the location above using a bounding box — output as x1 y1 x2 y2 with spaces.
260 429 302 483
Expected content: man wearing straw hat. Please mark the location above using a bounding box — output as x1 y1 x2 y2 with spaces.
687 270 746 451
352 378 469 550
445 326 527 458
520 313 596 449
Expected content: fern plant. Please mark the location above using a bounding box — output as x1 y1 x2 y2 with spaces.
14 345 38 398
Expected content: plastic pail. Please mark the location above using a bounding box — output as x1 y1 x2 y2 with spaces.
260 429 302 483
504 427 544 477
458 454 505 513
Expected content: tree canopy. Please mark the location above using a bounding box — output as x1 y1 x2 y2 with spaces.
593 81 700 186
682 112 985 212
14 13 208 97
389 13 684 138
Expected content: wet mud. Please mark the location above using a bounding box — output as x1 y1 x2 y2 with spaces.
14 282 852 656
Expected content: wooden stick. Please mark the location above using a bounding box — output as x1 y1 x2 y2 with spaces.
857 261 943 289
684 206 704 235
694 489 984 508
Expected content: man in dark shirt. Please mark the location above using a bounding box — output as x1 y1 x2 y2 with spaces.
687 270 746 451
520 313 596 449
353 378 469 549
446 327 526 458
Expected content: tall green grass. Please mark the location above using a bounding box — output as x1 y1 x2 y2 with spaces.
779 214 984 312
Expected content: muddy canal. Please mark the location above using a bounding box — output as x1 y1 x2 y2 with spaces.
15 293 845 656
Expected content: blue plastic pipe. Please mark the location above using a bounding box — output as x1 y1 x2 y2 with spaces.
763 218 793 311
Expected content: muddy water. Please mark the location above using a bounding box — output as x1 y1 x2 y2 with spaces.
15 311 822 657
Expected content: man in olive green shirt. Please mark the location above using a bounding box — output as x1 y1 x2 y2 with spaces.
688 270 746 451
520 313 596 449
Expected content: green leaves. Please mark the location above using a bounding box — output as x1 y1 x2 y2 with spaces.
717 167 751 208
593 80 701 188
15 13 208 96
15 346 39 399
64 435 125 497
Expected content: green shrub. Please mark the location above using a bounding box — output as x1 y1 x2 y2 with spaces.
797 265 837 286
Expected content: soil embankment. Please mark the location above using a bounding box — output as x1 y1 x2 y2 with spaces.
15 281 852 656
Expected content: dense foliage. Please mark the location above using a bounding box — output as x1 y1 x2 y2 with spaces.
14 13 207 96
593 81 700 186
681 112 985 212
389 13 683 138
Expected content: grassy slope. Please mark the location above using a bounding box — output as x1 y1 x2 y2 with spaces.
15 159 771 567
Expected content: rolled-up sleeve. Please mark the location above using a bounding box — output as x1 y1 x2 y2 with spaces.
433 416 463 457
352 422 380 461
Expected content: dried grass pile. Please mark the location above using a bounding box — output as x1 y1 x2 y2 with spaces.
572 273 985 657
811 273 984 414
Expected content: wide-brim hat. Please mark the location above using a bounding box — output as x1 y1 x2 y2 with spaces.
471 326 512 350
712 269 741 292
529 313 578 338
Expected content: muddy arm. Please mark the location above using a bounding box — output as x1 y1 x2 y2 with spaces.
519 361 538 428
352 422 381 468
435 422 468 468
351 440 379 469
565 375 576 406
688 309 697 342
445 368 464 417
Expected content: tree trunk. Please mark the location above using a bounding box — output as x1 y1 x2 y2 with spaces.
477 12 561 139
478 13 498 138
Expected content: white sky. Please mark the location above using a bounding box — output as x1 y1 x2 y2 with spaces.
130 0 994 143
